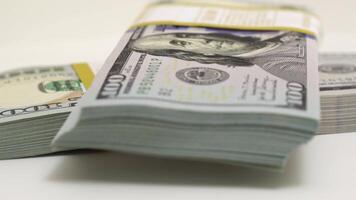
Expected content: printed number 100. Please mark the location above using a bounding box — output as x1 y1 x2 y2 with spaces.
286 82 305 107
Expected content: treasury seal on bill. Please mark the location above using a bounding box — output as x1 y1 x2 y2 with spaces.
176 67 229 85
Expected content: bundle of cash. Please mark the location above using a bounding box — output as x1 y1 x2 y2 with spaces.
0 63 93 159
318 54 356 134
53 0 321 169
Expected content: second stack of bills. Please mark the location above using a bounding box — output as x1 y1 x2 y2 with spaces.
319 54 356 134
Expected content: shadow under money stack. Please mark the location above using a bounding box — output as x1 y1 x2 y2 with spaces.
319 54 356 134
0 64 93 159
53 0 321 170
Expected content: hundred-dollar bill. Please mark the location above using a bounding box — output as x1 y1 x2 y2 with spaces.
0 63 93 159
53 0 320 169
96 27 318 118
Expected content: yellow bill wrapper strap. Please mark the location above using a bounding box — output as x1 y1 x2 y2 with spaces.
72 63 94 89
131 0 321 37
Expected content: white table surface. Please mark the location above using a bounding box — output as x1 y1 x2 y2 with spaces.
1 0 356 199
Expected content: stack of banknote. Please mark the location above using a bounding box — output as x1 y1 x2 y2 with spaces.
52 0 321 169
0 63 93 159
318 54 356 134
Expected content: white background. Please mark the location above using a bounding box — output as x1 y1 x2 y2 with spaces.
1 0 356 199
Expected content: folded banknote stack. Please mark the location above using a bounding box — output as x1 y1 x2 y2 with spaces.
0 63 93 159
318 54 356 134
53 0 321 169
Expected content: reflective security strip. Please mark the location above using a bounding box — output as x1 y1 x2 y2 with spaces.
72 63 94 89
131 0 321 37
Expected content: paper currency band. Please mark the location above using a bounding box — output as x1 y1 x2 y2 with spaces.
72 63 94 89
131 0 321 37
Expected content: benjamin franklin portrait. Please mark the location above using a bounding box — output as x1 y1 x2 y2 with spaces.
131 31 307 85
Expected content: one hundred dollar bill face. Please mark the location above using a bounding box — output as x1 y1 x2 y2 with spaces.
0 63 94 122
86 25 318 119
